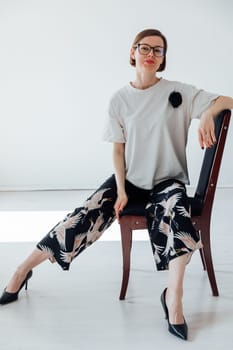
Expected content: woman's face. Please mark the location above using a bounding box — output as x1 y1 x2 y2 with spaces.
130 35 165 74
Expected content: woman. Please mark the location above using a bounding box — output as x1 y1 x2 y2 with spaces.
0 28 232 341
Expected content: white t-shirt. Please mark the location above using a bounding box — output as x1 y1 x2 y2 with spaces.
103 78 219 190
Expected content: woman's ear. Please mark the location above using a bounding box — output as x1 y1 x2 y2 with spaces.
130 47 135 61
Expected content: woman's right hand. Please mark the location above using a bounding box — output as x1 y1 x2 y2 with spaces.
114 191 128 223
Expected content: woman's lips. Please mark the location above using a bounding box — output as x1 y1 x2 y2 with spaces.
144 60 154 64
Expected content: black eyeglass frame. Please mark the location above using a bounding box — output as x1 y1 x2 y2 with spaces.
134 43 165 57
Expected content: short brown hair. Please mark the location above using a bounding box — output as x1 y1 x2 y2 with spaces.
130 28 167 72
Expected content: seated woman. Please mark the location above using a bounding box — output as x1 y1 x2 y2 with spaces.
1 28 233 341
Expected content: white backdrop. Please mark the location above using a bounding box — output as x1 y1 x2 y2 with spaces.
0 0 232 190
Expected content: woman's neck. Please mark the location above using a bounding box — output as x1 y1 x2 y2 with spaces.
131 74 160 90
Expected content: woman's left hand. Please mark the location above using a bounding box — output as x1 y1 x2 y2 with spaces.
198 112 216 149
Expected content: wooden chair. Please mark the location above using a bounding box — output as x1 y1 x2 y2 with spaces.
119 109 231 300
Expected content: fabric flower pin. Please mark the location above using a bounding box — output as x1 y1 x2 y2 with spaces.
169 91 182 108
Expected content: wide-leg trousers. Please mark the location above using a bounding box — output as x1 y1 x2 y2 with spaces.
37 175 202 271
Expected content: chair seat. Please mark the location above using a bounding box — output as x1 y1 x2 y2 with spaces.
120 196 203 217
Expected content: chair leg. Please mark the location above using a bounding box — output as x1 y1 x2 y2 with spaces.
200 224 219 296
194 222 206 270
199 248 206 271
119 222 133 300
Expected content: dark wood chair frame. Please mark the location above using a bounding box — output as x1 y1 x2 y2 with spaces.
119 109 231 300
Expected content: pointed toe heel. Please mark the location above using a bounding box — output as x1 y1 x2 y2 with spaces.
160 288 188 341
168 322 188 341
0 270 33 305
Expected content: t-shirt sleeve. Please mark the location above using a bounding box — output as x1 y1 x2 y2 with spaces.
189 85 220 120
102 96 126 143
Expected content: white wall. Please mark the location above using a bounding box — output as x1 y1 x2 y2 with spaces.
0 0 232 190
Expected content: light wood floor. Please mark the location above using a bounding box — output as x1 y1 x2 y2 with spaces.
0 189 233 349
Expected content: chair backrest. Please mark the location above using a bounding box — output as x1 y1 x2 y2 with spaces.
194 109 231 211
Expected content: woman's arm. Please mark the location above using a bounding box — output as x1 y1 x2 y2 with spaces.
198 95 233 149
113 142 128 222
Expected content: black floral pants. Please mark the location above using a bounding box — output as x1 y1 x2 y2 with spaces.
37 175 202 271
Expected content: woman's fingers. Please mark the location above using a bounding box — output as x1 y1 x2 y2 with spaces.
198 117 216 149
114 195 128 222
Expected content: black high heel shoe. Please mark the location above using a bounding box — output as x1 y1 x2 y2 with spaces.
160 288 188 340
0 270 33 305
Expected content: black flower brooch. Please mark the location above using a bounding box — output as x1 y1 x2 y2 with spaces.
169 91 182 108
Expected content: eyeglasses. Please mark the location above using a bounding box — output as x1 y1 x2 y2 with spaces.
134 43 165 57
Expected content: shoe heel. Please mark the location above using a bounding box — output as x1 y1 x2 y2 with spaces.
24 270 33 291
25 280 28 290
160 288 168 319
